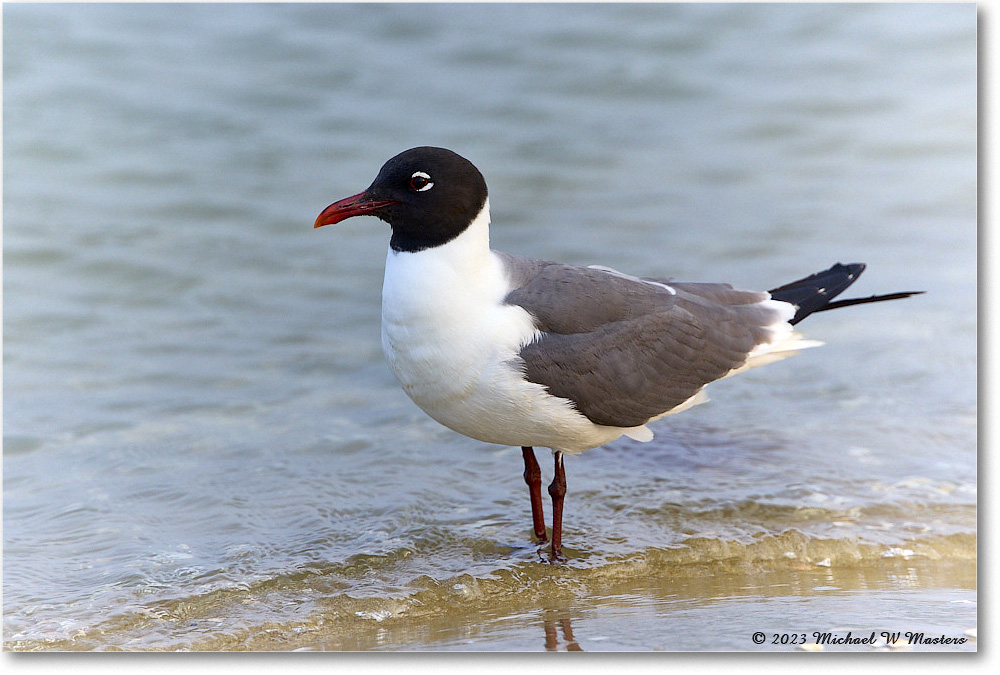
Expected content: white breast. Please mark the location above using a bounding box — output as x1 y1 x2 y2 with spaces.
379 202 643 452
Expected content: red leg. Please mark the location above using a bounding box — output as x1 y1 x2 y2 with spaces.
548 450 567 560
521 447 547 543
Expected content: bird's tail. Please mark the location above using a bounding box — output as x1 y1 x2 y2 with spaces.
768 262 923 325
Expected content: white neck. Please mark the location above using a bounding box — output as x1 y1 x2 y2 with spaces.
397 197 492 275
381 198 505 319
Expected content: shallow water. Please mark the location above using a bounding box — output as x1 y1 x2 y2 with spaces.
3 3 976 651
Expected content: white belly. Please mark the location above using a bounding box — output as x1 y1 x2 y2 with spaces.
379 231 634 453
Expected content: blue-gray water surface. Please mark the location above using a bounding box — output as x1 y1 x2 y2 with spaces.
3 3 976 651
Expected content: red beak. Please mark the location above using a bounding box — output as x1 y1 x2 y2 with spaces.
314 191 399 228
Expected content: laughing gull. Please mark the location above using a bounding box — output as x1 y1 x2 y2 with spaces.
314 146 920 560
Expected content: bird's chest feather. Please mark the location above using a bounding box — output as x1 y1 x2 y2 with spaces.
380 244 538 413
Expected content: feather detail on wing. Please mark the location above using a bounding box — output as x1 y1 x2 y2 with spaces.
499 254 806 429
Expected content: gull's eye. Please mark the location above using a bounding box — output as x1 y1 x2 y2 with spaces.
409 171 433 192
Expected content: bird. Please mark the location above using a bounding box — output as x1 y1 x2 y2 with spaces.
314 146 920 561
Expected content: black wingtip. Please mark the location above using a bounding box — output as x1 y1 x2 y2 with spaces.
769 262 921 325
768 262 867 324
812 290 925 315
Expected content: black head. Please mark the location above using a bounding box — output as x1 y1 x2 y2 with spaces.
315 147 489 253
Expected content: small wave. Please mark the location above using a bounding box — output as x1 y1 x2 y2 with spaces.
6 530 975 651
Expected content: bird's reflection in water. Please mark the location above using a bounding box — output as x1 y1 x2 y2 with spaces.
542 610 583 651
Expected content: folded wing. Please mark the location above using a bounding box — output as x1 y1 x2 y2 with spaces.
500 254 791 428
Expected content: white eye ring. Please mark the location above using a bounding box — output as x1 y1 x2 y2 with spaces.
410 171 434 192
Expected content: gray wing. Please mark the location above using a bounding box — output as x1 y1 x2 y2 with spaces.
499 253 785 428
